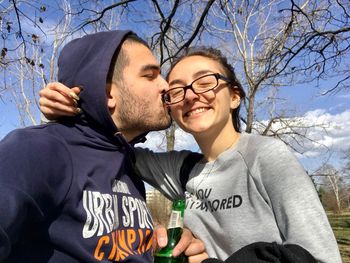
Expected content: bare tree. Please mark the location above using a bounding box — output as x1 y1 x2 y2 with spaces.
0 0 48 69
1 0 349 153
340 148 350 208
4 34 44 126
284 0 350 95
146 188 172 225
1 0 128 126
314 164 349 213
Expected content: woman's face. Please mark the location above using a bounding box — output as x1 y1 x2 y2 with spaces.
167 55 240 137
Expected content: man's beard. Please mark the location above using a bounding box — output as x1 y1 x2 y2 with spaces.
116 85 171 134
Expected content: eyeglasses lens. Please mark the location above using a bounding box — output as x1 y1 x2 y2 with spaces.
167 74 218 104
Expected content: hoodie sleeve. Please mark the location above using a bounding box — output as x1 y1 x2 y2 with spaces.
0 128 73 260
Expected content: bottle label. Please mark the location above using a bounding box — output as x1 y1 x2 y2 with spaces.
168 210 183 229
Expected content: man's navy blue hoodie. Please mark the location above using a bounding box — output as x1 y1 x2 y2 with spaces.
0 30 154 262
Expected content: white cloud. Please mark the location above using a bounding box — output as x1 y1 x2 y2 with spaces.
255 108 350 156
138 127 198 152
139 131 168 151
304 109 350 151
282 109 350 170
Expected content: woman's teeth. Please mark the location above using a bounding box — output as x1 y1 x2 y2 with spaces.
187 107 207 117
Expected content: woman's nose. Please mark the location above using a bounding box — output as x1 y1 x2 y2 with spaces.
184 87 199 102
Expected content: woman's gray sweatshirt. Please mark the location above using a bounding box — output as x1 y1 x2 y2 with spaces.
135 133 341 263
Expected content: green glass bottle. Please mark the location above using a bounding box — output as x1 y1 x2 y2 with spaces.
153 199 187 263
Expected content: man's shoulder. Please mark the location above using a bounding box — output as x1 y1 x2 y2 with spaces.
0 125 74 217
0 124 70 160
2 124 65 145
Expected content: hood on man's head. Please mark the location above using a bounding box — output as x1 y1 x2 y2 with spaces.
57 30 135 134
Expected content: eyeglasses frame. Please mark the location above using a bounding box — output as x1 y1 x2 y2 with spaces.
162 73 232 105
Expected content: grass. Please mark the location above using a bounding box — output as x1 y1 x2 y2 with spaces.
327 212 350 263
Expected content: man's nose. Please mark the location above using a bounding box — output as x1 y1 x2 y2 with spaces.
159 76 169 92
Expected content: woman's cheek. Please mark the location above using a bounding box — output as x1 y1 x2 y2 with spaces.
169 106 181 121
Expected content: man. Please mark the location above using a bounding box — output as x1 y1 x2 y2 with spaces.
0 30 204 262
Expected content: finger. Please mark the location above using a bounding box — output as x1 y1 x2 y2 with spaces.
39 90 78 113
40 106 78 120
40 83 81 105
152 231 158 253
40 88 75 107
39 96 79 112
70 87 81 99
183 238 206 257
188 253 209 263
45 82 76 97
40 105 80 116
40 99 80 118
172 228 192 257
154 225 168 248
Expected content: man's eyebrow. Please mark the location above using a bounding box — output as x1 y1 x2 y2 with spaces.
140 64 161 72
169 70 214 86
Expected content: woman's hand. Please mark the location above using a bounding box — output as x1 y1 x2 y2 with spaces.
39 82 81 120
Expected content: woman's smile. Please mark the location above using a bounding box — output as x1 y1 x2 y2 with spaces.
185 106 211 117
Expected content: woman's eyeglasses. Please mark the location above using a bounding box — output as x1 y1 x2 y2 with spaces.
162 73 232 105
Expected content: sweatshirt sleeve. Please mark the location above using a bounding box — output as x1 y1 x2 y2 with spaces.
253 139 341 263
0 129 73 260
134 147 191 200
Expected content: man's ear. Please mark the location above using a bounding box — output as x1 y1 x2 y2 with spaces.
106 82 117 110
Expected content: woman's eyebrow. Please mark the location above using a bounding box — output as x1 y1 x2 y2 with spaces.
169 70 215 86
168 78 185 86
192 70 214 79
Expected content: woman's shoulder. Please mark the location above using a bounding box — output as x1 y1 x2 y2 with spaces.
240 133 284 150
236 133 291 168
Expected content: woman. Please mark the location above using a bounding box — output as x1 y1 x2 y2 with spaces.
40 47 341 263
